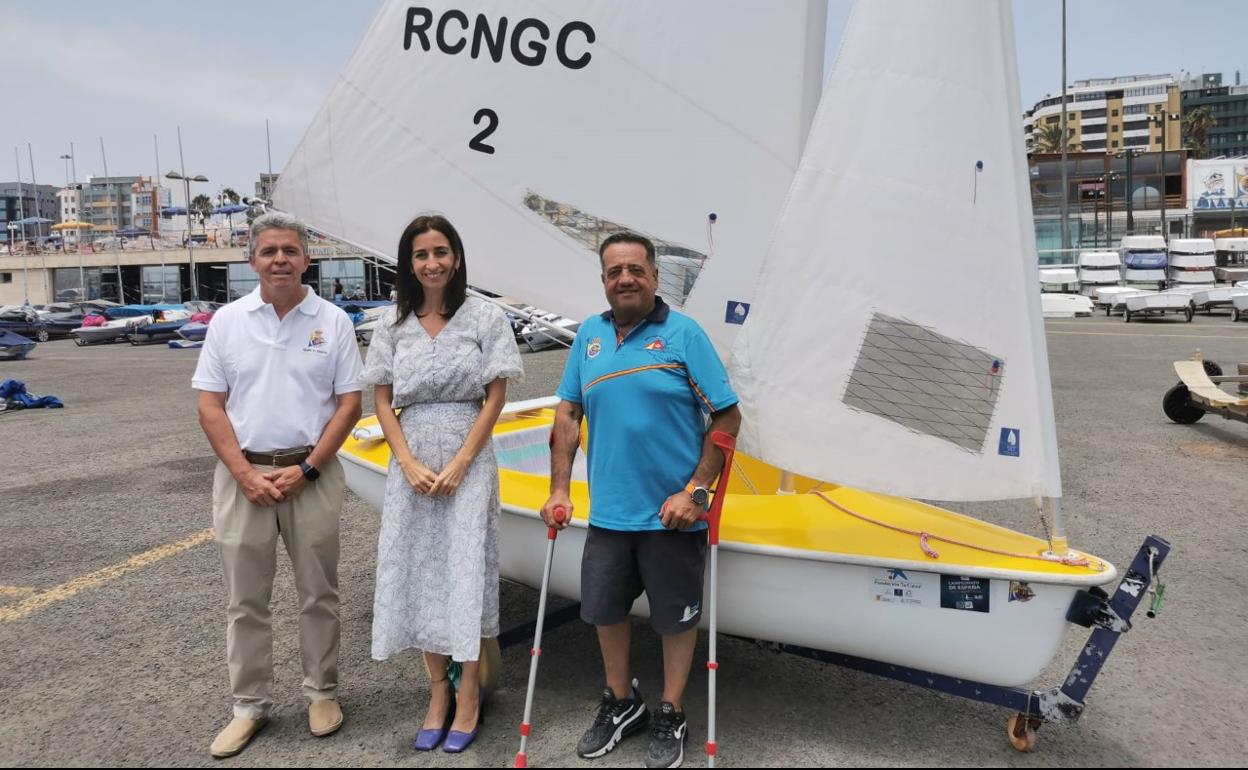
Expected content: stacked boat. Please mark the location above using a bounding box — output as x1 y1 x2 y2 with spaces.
1168 238 1216 286
1077 250 1122 294
1214 237 1248 283
1120 235 1168 287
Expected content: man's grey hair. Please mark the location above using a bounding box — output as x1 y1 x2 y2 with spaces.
249 212 310 258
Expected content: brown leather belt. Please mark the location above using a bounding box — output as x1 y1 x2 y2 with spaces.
244 447 313 467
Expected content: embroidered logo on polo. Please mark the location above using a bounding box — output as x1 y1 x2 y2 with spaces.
586 338 602 359
308 330 326 348
643 337 666 351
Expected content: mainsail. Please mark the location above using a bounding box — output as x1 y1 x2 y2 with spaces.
275 0 825 346
731 1 1062 502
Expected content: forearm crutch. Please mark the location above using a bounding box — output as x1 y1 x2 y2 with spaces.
700 431 737 769
513 506 566 768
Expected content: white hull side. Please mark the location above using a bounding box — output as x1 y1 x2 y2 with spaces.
1040 293 1093 318
341 451 1091 688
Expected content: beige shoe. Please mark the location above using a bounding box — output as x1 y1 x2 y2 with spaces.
308 699 343 737
209 716 268 759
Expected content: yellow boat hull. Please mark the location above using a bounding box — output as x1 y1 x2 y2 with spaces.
340 406 1116 687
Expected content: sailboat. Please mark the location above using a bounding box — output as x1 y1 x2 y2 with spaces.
278 0 1167 748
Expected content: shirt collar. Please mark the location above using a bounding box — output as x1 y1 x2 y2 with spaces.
599 295 670 325
243 285 319 315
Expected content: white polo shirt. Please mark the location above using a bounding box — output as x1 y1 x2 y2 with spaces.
192 285 363 452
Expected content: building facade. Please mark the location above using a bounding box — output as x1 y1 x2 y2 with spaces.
1 182 62 243
79 175 143 234
129 178 172 235
1181 72 1248 158
255 172 279 202
1025 74 1182 155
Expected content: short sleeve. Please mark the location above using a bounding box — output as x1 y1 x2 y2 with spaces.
333 311 364 394
555 324 588 404
683 323 738 414
360 307 397 386
477 301 524 388
191 321 228 392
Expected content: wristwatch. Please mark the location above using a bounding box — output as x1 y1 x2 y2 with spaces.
299 461 321 482
685 482 710 509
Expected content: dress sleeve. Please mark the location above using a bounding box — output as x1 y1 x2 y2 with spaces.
477 301 524 388
360 307 397 386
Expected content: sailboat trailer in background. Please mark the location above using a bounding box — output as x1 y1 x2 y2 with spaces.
274 0 1171 755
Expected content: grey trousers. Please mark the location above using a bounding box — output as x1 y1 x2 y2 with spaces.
212 458 345 719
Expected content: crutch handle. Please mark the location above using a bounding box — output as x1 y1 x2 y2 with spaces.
547 506 567 540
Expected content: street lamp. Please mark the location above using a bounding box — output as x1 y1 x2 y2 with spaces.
166 170 209 300
1115 149 1142 235
1099 171 1122 248
1146 111 1181 241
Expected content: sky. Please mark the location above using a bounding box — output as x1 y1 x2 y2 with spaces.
2 1 1245 207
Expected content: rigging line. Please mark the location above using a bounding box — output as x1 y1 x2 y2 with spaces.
810 491 1095 569
731 462 760 495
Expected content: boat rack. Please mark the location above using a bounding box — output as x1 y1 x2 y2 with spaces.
499 535 1170 753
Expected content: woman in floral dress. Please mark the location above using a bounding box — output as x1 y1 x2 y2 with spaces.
361 214 522 753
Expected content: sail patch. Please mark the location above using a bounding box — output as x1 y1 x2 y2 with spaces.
842 314 1003 452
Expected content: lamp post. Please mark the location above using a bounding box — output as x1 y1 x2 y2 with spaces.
1115 149 1142 235
1147 111 1180 241
166 170 209 300
1099 171 1122 249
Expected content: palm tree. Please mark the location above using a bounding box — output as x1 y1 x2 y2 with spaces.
191 194 213 226
1182 106 1217 159
221 187 241 204
1030 122 1078 154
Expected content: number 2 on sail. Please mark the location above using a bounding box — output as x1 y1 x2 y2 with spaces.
470 108 498 154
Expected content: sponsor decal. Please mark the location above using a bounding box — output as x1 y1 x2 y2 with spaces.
586 337 601 359
940 575 990 613
871 568 937 608
998 427 1020 457
643 337 666 351
725 300 750 325
1009 581 1036 603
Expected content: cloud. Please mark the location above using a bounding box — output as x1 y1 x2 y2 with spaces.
0 15 329 131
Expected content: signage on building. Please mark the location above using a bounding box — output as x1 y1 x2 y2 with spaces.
1189 160 1248 210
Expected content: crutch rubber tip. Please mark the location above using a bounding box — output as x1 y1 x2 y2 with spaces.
520 722 531 736
514 752 528 767
707 741 718 757
707 661 719 670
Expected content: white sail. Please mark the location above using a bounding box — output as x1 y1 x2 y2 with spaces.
731 0 1062 501
275 0 824 343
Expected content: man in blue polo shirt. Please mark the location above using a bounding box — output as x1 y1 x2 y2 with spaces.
542 232 740 769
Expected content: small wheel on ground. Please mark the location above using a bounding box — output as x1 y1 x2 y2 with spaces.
1007 714 1038 752
36 328 49 342
1184 306 1194 322
1105 305 1112 317
1163 383 1205 424
1234 308 1242 322
1123 310 1132 323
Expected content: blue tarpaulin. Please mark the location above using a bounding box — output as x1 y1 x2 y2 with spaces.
0 379 64 409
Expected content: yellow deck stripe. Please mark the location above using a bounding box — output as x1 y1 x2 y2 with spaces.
0 528 216 624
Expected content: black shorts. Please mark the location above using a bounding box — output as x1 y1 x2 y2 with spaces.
580 524 708 636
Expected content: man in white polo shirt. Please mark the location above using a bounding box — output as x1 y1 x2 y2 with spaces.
193 212 363 758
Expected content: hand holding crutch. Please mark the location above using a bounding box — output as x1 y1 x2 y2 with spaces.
513 505 567 768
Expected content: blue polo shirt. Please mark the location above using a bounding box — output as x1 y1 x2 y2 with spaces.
556 297 738 532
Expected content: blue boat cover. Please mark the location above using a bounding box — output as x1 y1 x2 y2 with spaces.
0 379 63 408
1124 250 1168 270
0 330 36 359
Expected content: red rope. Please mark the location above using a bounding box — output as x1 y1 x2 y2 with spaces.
811 491 1092 567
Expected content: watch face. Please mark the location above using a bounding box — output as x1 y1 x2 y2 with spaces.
691 488 710 507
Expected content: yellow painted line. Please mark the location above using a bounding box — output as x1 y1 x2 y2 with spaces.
0 586 39 599
0 528 215 624
1049 331 1248 340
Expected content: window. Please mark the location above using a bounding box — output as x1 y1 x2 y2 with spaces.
1111 109 1119 117
1112 125 1120 132
1 272 11 284
1082 139 1107 150
1111 140 1120 148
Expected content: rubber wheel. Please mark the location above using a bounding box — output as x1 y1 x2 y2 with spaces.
73 337 85 346
1105 304 1112 317
36 328 49 342
1163 383 1205 424
1234 308 1242 322
1203 360 1224 378
1184 306 1194 322
1123 310 1132 323
1007 714 1039 752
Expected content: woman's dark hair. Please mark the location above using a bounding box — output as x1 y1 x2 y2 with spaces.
394 214 468 324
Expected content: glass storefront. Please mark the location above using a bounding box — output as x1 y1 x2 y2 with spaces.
227 262 259 301
141 265 181 304
319 258 366 300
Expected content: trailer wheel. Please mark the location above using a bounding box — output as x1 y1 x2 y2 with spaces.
36 328 49 342
1163 383 1205 424
1184 306 1194 322
1123 310 1132 323
1007 714 1039 752
1105 304 1112 317
1234 308 1242 322
1203 360 1224 378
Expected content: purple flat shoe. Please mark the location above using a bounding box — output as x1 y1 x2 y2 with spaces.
443 690 485 754
413 697 455 751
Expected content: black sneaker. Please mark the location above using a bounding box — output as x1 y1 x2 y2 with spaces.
644 702 688 769
576 680 649 759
